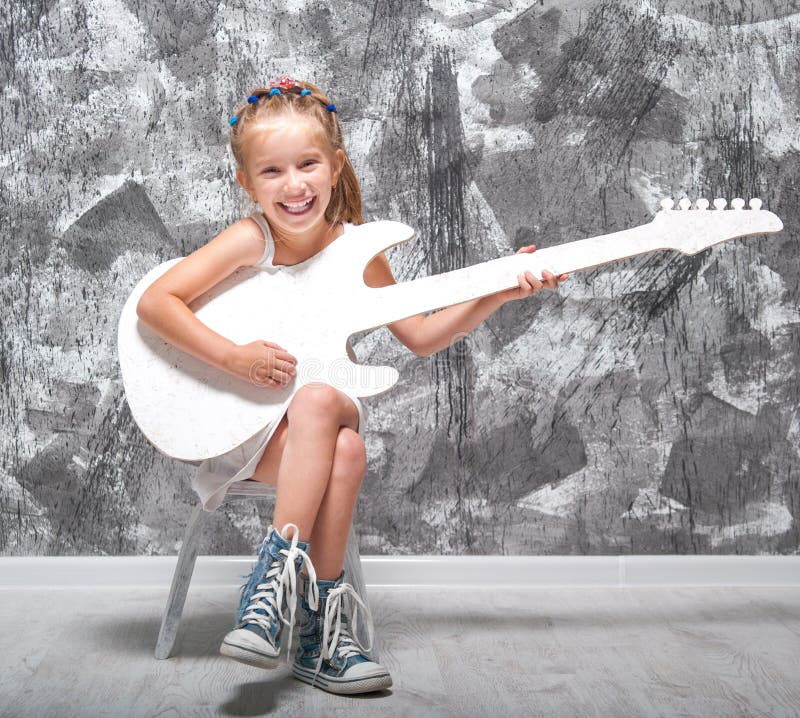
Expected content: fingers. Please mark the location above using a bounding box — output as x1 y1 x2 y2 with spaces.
252 362 294 387
517 269 569 295
519 271 544 293
542 271 570 284
541 270 559 290
513 246 568 284
250 360 283 387
262 340 295 358
261 341 298 366
274 350 298 366
252 341 298 388
258 363 294 386
267 356 296 385
278 358 297 379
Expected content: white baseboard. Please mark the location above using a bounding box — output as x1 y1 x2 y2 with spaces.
1 555 799 589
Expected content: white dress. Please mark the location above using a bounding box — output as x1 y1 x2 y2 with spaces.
191 212 368 512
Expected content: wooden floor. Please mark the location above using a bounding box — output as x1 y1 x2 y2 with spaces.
1 584 799 717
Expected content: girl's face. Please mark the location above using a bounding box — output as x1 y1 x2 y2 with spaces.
236 115 345 243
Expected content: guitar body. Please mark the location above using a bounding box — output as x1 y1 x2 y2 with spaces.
118 220 415 461
118 199 783 462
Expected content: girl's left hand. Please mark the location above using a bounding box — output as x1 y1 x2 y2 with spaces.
498 244 569 304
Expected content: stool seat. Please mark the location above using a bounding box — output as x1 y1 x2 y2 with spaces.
155 479 373 660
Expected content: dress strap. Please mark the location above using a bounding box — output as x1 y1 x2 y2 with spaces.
249 212 275 267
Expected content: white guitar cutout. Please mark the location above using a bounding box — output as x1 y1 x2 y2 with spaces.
117 197 783 461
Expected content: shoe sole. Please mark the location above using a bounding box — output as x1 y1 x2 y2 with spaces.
292 664 392 695
220 639 280 670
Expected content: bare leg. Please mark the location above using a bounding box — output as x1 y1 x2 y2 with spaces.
246 392 388 691
249 383 361 567
307 427 366 579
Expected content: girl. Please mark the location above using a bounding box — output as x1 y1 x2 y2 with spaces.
136 76 567 695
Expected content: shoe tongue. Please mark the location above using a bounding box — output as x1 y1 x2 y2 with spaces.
317 573 344 600
263 526 308 555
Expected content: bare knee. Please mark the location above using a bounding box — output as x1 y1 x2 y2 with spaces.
331 428 367 485
287 383 343 423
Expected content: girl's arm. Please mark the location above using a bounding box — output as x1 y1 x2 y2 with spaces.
363 246 567 357
136 218 297 387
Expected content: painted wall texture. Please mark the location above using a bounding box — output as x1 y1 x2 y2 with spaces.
1 0 798 556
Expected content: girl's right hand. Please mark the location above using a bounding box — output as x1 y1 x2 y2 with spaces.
224 341 298 389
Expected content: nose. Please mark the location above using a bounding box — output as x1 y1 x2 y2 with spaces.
283 168 308 194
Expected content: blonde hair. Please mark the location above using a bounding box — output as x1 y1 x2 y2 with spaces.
229 80 364 226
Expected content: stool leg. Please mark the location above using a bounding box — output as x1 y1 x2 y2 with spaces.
155 502 207 659
343 524 379 661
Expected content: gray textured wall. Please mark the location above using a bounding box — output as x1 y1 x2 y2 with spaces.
1 1 798 556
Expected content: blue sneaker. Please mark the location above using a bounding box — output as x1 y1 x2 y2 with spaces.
292 573 392 694
220 523 318 669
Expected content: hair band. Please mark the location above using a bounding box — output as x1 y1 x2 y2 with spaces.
270 76 300 90
229 81 338 128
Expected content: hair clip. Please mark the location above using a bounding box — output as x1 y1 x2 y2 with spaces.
269 88 282 97
326 104 337 113
300 89 312 97
229 116 239 126
247 95 259 103
269 76 299 91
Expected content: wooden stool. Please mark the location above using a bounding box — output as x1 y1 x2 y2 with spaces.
154 479 373 660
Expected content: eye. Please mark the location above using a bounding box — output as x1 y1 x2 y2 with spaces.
301 159 317 168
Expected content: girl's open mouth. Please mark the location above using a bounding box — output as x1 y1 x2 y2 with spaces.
279 196 316 215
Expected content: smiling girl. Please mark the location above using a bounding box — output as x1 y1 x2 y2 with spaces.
135 76 566 696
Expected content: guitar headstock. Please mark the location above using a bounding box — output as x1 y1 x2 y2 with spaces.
651 197 783 255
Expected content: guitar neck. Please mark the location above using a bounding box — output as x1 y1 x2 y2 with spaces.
363 223 662 329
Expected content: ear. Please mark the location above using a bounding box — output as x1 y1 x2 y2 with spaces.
236 168 257 202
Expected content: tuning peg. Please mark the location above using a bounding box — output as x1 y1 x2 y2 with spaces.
678 197 692 210
660 198 674 211
749 198 762 210
695 198 710 210
731 198 745 210
713 198 727 210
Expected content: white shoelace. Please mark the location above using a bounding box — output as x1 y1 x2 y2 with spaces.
313 582 374 681
241 523 319 661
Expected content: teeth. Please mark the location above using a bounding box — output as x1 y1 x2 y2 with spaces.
281 198 313 211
